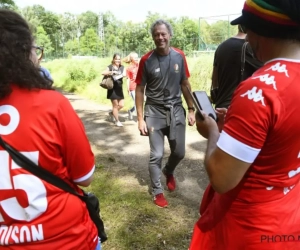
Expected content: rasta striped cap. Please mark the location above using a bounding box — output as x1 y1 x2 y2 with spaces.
231 0 300 38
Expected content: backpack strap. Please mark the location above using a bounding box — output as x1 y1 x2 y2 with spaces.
240 42 248 81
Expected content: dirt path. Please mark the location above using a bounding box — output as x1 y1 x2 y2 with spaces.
66 92 209 211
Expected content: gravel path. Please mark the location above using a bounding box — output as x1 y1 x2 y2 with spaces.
66 92 209 210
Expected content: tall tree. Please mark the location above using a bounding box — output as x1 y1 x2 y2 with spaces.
21 6 40 33
0 0 16 9
35 26 54 58
59 12 78 43
102 11 123 56
78 11 98 35
79 28 103 56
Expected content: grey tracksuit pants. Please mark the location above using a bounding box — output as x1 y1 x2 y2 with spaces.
146 110 186 195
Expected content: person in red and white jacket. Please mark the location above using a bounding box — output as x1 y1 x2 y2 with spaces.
124 52 139 120
0 9 100 250
190 0 300 249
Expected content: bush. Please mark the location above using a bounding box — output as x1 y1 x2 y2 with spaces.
86 67 97 82
43 56 214 103
68 67 86 81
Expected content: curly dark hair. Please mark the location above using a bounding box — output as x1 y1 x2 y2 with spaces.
0 9 53 100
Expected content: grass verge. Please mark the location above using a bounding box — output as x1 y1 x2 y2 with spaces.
86 154 198 250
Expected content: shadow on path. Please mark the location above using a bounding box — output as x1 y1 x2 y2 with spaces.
67 93 209 211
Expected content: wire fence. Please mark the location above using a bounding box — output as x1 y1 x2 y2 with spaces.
43 14 242 61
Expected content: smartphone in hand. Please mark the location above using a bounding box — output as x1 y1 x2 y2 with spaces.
186 86 217 121
193 91 217 121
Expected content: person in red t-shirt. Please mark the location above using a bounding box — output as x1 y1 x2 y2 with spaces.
0 10 100 250
123 52 139 120
190 0 300 249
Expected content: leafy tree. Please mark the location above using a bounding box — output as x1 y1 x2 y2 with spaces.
80 28 104 56
15 1 239 58
0 0 16 9
65 39 79 56
21 6 40 33
35 26 54 57
78 11 98 35
59 13 79 43
102 11 123 55
210 20 233 45
27 5 61 47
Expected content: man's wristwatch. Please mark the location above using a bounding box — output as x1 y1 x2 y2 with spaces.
188 107 195 112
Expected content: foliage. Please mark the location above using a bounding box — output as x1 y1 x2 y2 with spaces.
7 3 239 59
43 56 214 110
78 11 98 35
80 28 103 56
0 0 16 10
35 26 54 54
59 12 78 43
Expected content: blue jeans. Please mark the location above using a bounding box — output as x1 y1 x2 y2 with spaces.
95 238 101 250
129 90 136 113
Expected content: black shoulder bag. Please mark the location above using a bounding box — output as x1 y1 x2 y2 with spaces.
0 136 107 243
240 42 263 81
240 42 248 81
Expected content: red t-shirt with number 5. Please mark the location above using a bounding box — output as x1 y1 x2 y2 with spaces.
0 85 98 249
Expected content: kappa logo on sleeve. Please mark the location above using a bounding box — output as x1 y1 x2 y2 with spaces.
265 62 289 77
240 86 266 106
252 74 277 90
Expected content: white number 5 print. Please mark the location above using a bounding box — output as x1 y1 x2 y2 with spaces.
0 151 47 222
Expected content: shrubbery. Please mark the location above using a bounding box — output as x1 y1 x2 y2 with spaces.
43 55 214 108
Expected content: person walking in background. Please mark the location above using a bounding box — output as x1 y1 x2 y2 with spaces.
135 19 195 208
190 0 300 249
123 52 139 120
210 24 262 109
30 43 54 83
102 53 126 127
0 9 100 250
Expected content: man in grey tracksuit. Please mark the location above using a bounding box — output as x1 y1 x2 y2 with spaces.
135 19 196 208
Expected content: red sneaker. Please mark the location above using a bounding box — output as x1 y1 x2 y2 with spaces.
153 193 168 208
164 172 176 192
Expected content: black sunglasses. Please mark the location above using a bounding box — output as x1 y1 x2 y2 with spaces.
32 45 44 60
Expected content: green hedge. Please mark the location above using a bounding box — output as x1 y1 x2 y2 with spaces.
43 54 214 110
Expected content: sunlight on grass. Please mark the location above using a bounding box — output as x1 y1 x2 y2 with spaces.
43 55 214 111
84 159 196 250
42 58 208 249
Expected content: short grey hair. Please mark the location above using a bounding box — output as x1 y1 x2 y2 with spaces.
150 19 173 37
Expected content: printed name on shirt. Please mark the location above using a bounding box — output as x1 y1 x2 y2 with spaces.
240 86 266 106
0 224 44 245
252 74 277 90
265 62 289 77
0 105 48 242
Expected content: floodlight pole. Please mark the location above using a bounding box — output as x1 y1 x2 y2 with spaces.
198 17 201 51
228 15 230 40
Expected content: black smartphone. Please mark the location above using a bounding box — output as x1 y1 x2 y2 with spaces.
186 86 217 121
193 91 217 121
185 86 205 120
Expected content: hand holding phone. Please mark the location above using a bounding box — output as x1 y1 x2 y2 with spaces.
185 86 217 121
193 91 217 121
